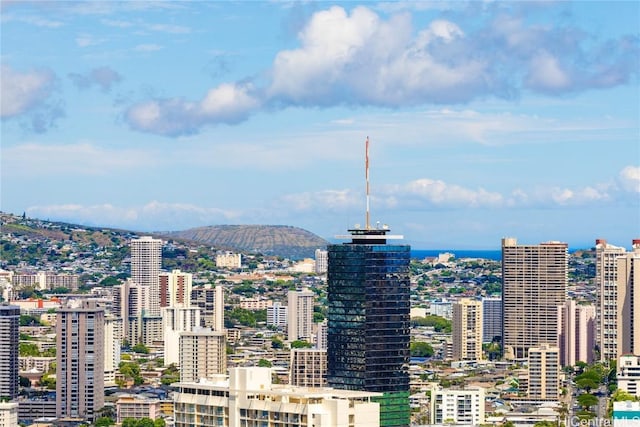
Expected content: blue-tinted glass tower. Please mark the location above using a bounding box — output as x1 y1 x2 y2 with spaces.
327 228 411 427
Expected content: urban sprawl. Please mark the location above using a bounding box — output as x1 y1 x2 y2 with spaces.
0 212 638 427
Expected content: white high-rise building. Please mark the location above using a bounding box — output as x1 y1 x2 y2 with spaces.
429 385 485 425
130 236 162 317
557 300 595 367
103 315 122 386
597 239 640 362
316 319 328 350
617 354 640 397
266 301 288 329
287 288 315 342
113 279 145 345
179 327 226 383
452 298 483 361
159 269 192 308
191 284 225 331
315 249 328 274
163 306 201 366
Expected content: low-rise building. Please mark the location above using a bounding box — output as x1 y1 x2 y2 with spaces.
116 394 162 424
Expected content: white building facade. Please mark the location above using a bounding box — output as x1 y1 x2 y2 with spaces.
173 367 381 427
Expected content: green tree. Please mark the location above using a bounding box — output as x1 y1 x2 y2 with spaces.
132 343 150 354
39 374 56 390
576 377 599 392
410 315 452 333
577 393 598 410
95 417 115 426
160 364 180 386
271 337 284 349
290 340 313 349
19 342 40 357
19 314 42 326
410 341 434 357
258 359 272 367
611 389 636 402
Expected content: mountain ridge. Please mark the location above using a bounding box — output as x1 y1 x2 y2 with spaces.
163 224 329 260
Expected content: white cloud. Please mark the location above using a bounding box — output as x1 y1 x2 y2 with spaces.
0 65 56 118
125 82 260 136
526 50 571 92
121 4 639 137
276 165 637 215
619 166 640 193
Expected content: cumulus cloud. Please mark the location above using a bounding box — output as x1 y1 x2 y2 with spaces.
276 165 638 216
125 82 261 136
0 64 63 132
618 166 640 194
68 66 123 92
124 4 638 137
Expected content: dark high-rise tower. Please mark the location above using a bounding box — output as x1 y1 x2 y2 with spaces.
327 227 411 427
0 305 20 400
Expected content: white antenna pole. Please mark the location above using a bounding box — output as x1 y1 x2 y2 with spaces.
365 136 370 230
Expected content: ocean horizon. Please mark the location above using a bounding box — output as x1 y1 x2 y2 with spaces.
411 249 502 261
411 247 590 261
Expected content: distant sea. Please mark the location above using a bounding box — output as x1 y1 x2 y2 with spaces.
411 248 587 261
411 249 501 261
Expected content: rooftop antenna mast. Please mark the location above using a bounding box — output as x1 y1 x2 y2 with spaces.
365 136 370 230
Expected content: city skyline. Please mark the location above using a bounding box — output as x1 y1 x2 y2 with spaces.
1 1 639 249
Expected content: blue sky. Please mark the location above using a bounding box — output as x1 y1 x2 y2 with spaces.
1 1 639 249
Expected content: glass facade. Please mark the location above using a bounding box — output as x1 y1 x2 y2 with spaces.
327 233 411 427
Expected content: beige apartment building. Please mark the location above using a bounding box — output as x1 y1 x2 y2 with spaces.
287 288 315 342
289 348 327 388
557 300 595 367
502 238 568 359
597 239 640 362
452 298 483 361
179 327 227 383
528 343 560 400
